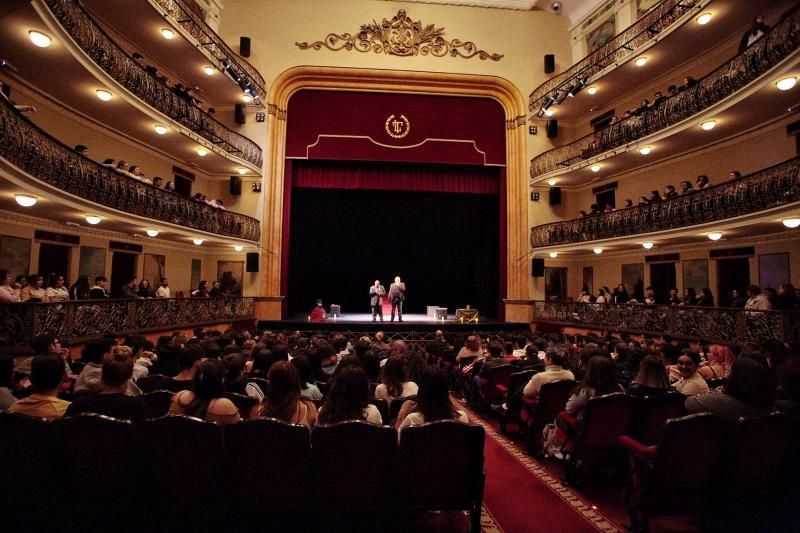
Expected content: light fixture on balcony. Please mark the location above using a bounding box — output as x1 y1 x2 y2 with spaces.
700 120 716 130
696 12 713 25
15 194 37 207
161 28 175 40
782 218 800 228
587 86 598 95
590 164 601 172
234 245 244 252
567 77 587 97
237 168 247 175
193 238 204 245
593 247 603 254
707 232 723 241
84 215 102 225
639 146 652 155
28 30 52 48
544 108 554 117
642 241 654 249
95 89 113 101
242 93 252 103
146 229 159 237
547 179 558 186
196 148 208 157
776 77 797 91
549 252 558 258
634 56 648 67
203 66 216 76
154 124 168 135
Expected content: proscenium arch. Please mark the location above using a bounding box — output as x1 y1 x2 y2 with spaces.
259 66 529 321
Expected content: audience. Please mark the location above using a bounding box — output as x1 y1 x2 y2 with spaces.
564 356 624 420
686 357 775 419
318 366 382 425
250 361 317 428
7 354 69 419
671 350 710 396
374 356 418 404
396 366 468 433
169 359 242 425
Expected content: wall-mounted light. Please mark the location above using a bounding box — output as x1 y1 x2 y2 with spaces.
547 179 558 186
639 146 652 155
782 218 800 228
593 247 603 254
587 86 598 95
642 241 654 249
154 124 168 135
192 238 204 245
237 168 247 175
590 164 601 172
84 215 102 225
707 232 723 241
196 148 208 156
700 120 717 131
634 56 648 67
776 77 797 91
234 245 244 252
146 229 159 237
15 194 37 207
161 28 175 40
203 66 216 76
549 252 558 258
29 30 52 48
696 13 713 25
96 89 113 101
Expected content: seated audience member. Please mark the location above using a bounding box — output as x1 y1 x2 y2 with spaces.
663 185 678 199
577 290 591 303
614 284 629 304
101 158 116 168
161 346 202 392
396 366 468 432
627 354 670 397
666 288 681 305
643 287 656 305
309 299 327 322
152 176 164 188
648 190 662 203
250 361 317 428
66 348 152 422
695 174 710 189
46 274 69 302
564 356 624 421
681 287 697 306
699 345 736 381
523 348 574 400
169 359 241 425
775 283 798 310
318 342 338 378
686 358 775 420
0 356 17 410
137 279 154 298
728 170 742 180
164 181 175 192
729 288 746 308
671 351 710 396
69 274 91 300
21 274 47 302
695 287 715 307
318 366 382 425
8 355 68 419
121 278 141 299
623 199 633 208
468 342 507 408
89 276 110 299
292 354 323 401
74 144 89 157
638 196 649 205
680 180 694 194
116 160 130 173
13 275 27 298
375 356 418 404
75 343 142 396
745 285 771 310
222 353 247 394
739 15 770 53
155 278 170 298
667 84 679 96
652 91 666 106
192 280 210 298
456 335 483 362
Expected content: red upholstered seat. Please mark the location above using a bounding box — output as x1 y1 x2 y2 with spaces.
480 363 514 406
142 389 173 417
522 379 575 452
631 392 688 445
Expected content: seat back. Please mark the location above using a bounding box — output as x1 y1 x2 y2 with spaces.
244 376 269 396
311 420 397 508
725 413 795 495
137 374 169 393
397 421 485 508
535 379 576 423
225 392 258 418
369 397 390 423
635 392 687 445
578 392 634 449
482 364 514 403
508 370 535 399
142 389 173 417
389 395 417 423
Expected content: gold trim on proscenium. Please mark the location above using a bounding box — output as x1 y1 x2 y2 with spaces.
300 134 489 163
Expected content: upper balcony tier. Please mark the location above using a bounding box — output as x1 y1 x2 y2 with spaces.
529 156 800 252
530 4 800 184
0 95 260 243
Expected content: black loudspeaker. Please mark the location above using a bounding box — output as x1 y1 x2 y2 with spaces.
246 252 259 272
229 176 242 196
544 54 555 74
240 36 251 57
532 258 545 277
235 104 246 125
546 119 558 138
549 187 562 205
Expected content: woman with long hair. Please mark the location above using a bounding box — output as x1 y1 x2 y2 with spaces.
46 274 69 302
169 359 241 425
20 274 47 302
251 361 316 428
192 280 210 298
687 358 776 420
699 345 736 381
69 274 91 300
396 366 468 432
695 287 715 307
137 279 154 298
565 356 624 420
318 366 382 425
627 354 670 397
374 356 417 403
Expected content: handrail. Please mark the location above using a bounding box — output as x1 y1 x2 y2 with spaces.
0 95 261 241
531 4 800 178
40 0 263 168
150 0 266 98
529 0 699 112
530 156 800 247
0 297 255 347
529 300 800 345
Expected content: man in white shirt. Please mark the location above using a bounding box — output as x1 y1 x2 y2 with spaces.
523 349 575 400
155 277 171 298
744 285 771 311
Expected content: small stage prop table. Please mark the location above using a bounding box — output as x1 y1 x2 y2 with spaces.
456 307 478 323
329 305 341 317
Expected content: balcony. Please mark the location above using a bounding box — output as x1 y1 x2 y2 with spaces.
530 157 800 248
0 297 255 348
34 0 262 169
531 3 800 180
0 96 260 242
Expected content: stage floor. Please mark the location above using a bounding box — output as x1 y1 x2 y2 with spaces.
290 313 478 325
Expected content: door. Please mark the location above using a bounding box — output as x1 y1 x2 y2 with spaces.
545 267 567 301
110 252 137 297
718 258 750 307
649 263 676 304
37 243 70 280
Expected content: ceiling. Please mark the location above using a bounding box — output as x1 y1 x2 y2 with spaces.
380 0 606 23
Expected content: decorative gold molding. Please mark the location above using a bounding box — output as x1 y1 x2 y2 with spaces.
267 104 287 120
296 10 503 61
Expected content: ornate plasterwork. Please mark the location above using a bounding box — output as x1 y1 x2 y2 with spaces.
296 10 503 61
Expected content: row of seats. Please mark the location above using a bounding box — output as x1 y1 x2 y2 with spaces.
0 412 485 532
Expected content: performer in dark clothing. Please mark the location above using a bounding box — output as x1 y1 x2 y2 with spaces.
369 280 385 322
388 276 406 322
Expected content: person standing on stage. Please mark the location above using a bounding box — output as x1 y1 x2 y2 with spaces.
388 276 406 322
369 280 386 322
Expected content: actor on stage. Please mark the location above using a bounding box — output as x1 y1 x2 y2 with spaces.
388 276 406 322
309 299 327 322
369 280 386 322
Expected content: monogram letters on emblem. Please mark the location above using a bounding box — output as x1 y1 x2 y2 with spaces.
385 114 410 139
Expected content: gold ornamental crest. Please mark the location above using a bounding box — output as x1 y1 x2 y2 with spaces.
385 114 411 139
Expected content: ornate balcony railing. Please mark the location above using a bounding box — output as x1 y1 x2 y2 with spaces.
529 0 699 112
0 297 255 348
150 0 266 99
41 0 263 168
0 96 261 241
531 3 800 178
530 156 800 247
531 300 800 345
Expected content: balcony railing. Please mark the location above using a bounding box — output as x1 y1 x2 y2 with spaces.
531 3 800 178
0 297 255 348
0 96 261 241
531 300 800 345
529 0 698 112
530 156 800 247
41 0 263 168
150 0 266 99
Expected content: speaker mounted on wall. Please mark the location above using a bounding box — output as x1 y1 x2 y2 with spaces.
246 252 259 272
234 104 246 125
240 36 251 57
549 187 562 205
544 54 555 74
546 119 558 138
532 258 545 277
229 176 242 196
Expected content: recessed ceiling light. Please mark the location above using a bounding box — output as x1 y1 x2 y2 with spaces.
634 56 648 67
700 120 716 130
84 215 102 225
707 232 723 241
161 28 175 40
782 218 800 228
546 179 557 186
548 252 558 258
696 13 713 25
642 241 654 249
193 238 204 245
242 93 253 103
96 89 113 101
154 124 168 135
203 66 216 76
234 245 244 252
639 146 652 155
28 30 52 48
146 229 159 237
587 86 598 95
196 148 208 156
593 247 603 254
776 77 797 91
590 164 601 172
237 168 247 175
15 194 37 207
